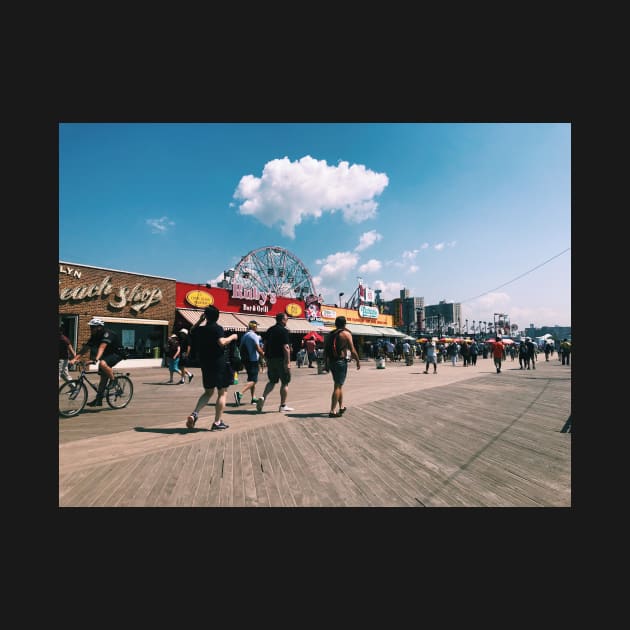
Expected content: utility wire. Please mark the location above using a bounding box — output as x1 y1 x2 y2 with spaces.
460 247 570 304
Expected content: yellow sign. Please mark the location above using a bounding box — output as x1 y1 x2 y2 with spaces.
286 303 303 317
186 290 214 308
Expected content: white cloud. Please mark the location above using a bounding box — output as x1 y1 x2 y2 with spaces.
146 216 175 234
355 230 383 252
402 249 420 260
408 265 419 273
372 279 406 301
233 155 389 238
314 251 359 281
207 271 225 286
434 242 445 251
358 259 382 274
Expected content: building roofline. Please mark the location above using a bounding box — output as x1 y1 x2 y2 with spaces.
59 261 176 281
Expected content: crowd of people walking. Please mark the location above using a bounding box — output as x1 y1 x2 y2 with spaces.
61 311 571 431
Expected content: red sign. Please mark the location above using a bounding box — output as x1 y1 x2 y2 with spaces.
176 282 306 318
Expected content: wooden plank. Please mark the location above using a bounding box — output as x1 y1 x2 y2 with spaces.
87 455 148 507
191 435 221 507
172 440 206 507
239 430 259 507
113 451 163 507
219 434 235 507
143 444 191 507
246 428 271 507
204 437 227 506
61 461 124 507
123 449 170 507
257 426 295 507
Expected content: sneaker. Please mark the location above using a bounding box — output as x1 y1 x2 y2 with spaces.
179 379 185 384
256 397 265 413
251 397 258 404
279 404 294 412
86 399 103 407
186 411 198 429
234 391 242 406
211 421 229 431
188 373 194 383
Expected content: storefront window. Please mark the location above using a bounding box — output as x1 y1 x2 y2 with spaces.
104 323 167 358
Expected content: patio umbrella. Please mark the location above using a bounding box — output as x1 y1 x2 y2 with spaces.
303 332 324 343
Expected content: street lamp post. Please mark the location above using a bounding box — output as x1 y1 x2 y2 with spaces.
339 292 344 308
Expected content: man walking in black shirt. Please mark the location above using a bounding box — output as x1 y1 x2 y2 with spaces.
256 312 294 413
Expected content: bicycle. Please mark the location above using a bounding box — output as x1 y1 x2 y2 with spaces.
59 360 134 418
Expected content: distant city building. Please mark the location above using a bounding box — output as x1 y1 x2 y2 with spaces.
401 294 424 334
424 300 461 334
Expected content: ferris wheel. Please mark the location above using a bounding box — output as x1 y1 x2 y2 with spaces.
231 246 317 299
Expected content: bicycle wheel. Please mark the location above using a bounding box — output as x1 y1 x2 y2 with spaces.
59 381 87 417
106 375 133 409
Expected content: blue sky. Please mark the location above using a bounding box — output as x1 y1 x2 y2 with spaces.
59 123 571 329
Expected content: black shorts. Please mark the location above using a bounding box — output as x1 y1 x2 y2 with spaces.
98 354 121 372
201 359 232 390
244 359 260 383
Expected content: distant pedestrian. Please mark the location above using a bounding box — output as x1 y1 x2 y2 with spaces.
469 341 479 366
447 341 458 366
185 305 238 431
304 336 317 368
423 339 438 374
402 341 411 364
256 312 294 414
525 337 537 370
460 341 470 367
560 338 571 365
166 334 183 383
59 325 76 383
518 341 529 369
177 328 194 383
492 336 505 373
234 320 265 406
324 316 360 417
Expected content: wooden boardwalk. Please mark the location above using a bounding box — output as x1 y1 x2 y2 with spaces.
59 355 571 507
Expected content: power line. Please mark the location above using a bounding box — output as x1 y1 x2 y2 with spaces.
460 247 570 304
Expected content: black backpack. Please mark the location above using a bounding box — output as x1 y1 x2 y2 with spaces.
229 340 243 372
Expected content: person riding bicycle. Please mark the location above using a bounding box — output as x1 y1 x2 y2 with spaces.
69 317 122 406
